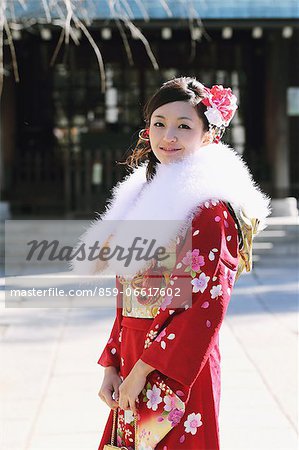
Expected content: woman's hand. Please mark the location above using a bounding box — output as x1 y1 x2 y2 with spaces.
98 366 122 410
118 359 155 415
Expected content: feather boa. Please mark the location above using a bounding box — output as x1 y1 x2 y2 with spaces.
71 142 271 276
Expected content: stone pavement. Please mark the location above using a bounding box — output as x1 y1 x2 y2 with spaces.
0 236 298 449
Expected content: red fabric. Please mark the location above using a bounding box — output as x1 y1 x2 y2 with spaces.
98 201 239 449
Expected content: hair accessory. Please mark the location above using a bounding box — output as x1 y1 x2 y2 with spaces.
202 85 238 128
209 123 226 144
138 128 150 141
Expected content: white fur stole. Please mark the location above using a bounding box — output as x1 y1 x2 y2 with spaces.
71 142 271 276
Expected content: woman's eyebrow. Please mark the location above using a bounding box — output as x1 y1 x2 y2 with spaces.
153 115 193 121
178 116 193 121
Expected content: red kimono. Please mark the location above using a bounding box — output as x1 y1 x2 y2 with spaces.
98 200 239 450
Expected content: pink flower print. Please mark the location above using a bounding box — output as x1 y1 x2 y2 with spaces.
222 265 236 287
182 249 205 274
168 408 184 427
184 412 203 435
210 284 223 299
155 328 166 343
140 428 147 438
182 251 192 266
176 390 185 397
179 434 186 443
146 384 162 411
201 301 210 308
191 272 210 293
163 395 177 412
214 214 229 228
160 295 173 311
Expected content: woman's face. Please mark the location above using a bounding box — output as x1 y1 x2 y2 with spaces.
149 101 210 164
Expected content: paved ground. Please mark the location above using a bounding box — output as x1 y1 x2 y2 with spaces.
0 252 298 449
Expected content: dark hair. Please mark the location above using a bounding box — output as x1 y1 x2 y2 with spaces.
124 76 210 181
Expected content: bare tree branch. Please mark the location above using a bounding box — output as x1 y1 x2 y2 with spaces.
118 0 135 19
2 0 204 95
50 26 65 66
63 0 73 45
73 16 106 92
0 0 5 96
41 0 52 23
69 25 80 45
132 0 150 22
158 0 173 18
4 19 20 83
109 0 159 70
8 0 16 23
115 17 134 66
124 18 159 70
51 2 66 22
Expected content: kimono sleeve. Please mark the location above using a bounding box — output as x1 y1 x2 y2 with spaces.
97 277 123 370
140 201 239 387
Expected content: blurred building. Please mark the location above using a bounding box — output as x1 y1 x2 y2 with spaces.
1 0 299 217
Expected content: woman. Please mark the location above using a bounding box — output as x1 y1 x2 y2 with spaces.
72 77 271 449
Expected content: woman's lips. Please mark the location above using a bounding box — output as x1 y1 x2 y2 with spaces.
160 147 181 152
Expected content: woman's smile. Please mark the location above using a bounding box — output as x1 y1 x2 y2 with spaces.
159 146 182 152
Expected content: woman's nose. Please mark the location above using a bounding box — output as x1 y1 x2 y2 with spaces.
163 129 178 142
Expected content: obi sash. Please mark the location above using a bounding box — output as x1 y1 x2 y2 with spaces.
119 241 177 319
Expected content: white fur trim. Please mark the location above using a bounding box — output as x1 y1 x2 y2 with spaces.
71 142 271 276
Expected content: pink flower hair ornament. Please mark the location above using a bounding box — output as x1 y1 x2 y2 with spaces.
202 85 238 143
202 85 238 127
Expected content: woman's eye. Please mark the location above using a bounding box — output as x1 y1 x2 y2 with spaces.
153 122 190 129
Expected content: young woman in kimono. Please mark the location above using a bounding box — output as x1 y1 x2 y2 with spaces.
72 77 271 449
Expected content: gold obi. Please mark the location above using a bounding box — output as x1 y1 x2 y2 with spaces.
234 207 260 281
119 243 177 319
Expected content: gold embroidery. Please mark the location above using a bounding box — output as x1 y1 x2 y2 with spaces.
234 208 260 281
120 276 166 318
120 243 177 318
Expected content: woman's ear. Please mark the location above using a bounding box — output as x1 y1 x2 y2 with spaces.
202 130 213 145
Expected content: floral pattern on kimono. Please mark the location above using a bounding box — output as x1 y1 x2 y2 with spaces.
140 201 239 387
98 200 239 450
